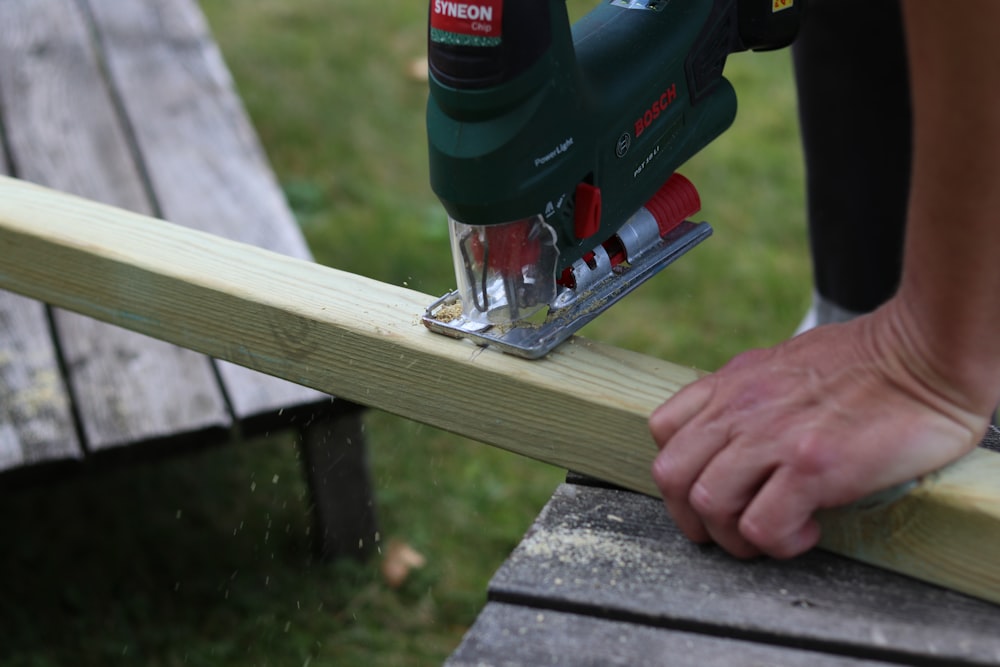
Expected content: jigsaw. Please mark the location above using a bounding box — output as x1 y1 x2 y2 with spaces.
422 0 803 358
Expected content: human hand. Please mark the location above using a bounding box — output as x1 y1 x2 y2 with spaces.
649 303 989 559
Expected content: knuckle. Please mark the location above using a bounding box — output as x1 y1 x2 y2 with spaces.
648 411 680 445
688 482 736 524
739 504 821 560
652 453 680 500
651 454 687 502
790 432 838 478
650 379 717 438
721 347 771 373
739 514 785 557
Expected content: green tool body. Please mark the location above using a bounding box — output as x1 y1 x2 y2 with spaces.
423 0 802 357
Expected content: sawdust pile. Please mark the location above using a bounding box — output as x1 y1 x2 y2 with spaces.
434 301 463 323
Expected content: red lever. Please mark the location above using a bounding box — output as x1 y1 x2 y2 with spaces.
645 173 701 237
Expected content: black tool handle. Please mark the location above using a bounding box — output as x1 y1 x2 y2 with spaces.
739 0 805 51
687 0 804 103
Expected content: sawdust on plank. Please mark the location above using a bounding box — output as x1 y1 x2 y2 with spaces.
517 522 678 588
433 301 464 323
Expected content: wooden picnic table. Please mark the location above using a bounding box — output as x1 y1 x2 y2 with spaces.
0 0 376 558
447 428 1000 666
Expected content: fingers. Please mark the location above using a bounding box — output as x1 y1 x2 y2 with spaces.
658 436 823 559
686 442 776 559
652 440 713 544
739 466 823 559
649 378 715 448
650 372 822 560
674 428 799 559
650 378 719 544
651 374 778 557
688 479 763 558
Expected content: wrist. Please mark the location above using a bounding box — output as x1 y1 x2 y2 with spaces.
874 290 1000 425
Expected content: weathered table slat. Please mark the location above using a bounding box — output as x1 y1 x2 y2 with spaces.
0 0 231 453
0 128 83 471
77 0 376 553
83 0 327 425
0 0 375 556
0 289 79 471
0 133 78 470
479 481 1000 666
446 602 898 667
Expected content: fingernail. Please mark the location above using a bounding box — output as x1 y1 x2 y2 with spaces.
651 452 672 488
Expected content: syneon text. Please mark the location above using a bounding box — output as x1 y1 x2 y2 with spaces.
433 1 495 21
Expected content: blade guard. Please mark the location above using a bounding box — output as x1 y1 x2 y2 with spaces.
449 215 559 328
423 175 708 359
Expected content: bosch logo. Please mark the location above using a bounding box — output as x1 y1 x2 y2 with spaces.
616 132 631 158
634 83 677 137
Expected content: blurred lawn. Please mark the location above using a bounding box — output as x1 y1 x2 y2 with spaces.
0 1 809 665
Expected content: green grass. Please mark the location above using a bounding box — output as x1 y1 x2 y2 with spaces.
0 1 809 665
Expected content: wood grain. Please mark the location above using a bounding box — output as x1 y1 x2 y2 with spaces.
818 446 1000 604
1 174 999 604
446 602 899 667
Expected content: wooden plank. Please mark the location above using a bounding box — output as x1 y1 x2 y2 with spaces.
0 0 230 452
817 429 1000 602
0 175 696 491
0 175 999 605
82 0 328 423
485 483 1000 666
0 145 80 473
446 602 898 667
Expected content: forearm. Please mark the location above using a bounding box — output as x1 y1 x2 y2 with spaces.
647 3 1000 560
893 2 1000 416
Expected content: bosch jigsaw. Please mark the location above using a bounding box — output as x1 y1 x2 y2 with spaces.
422 0 803 358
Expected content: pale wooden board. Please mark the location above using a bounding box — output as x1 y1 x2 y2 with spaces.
487 483 1000 666
446 602 898 667
818 431 1000 604
0 142 80 472
82 0 328 422
0 174 698 493
0 0 230 452
2 175 1000 605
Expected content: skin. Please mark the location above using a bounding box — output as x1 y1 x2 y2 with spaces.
649 2 1000 559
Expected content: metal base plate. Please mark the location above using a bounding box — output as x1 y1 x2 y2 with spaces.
422 220 712 359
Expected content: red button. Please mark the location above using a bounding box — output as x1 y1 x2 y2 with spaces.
573 183 602 240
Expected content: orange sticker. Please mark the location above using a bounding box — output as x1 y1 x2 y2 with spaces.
772 0 794 12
